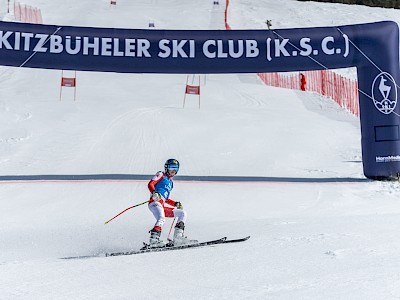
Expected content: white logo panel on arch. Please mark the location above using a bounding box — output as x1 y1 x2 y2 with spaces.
372 72 398 115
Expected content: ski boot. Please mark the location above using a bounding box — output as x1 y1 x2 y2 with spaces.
148 226 166 248
172 221 198 246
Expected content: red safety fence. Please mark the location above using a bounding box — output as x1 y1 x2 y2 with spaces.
14 1 43 24
257 71 359 116
225 0 231 30
224 0 359 117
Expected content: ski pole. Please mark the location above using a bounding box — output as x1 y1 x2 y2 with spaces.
104 200 149 224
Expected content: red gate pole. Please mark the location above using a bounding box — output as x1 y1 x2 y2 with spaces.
60 71 77 101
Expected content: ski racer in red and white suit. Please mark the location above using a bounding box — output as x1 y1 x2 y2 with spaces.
147 159 187 245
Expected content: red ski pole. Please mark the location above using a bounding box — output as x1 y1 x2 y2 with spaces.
104 200 149 224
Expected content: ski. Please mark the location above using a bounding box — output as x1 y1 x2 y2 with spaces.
106 236 250 257
61 236 250 259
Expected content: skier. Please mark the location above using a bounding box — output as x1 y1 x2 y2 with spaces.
147 159 191 247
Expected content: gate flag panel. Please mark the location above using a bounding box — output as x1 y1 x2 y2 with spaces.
0 21 399 179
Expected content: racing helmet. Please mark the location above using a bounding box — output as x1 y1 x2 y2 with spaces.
164 159 180 176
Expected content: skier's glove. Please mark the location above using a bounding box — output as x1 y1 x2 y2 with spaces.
175 202 183 209
151 191 162 201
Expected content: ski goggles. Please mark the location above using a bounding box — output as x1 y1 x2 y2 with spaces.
167 165 179 172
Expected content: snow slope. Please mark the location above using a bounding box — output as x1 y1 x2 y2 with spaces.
1 0 400 299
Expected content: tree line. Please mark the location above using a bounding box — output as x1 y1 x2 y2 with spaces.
296 0 400 9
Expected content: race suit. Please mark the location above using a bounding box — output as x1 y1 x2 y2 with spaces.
148 171 187 230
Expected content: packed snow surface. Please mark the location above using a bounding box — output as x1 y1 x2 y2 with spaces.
1 0 400 299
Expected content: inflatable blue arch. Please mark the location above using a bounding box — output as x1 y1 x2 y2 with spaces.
0 20 399 179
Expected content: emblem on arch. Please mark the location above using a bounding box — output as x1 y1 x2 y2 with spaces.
371 72 398 115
